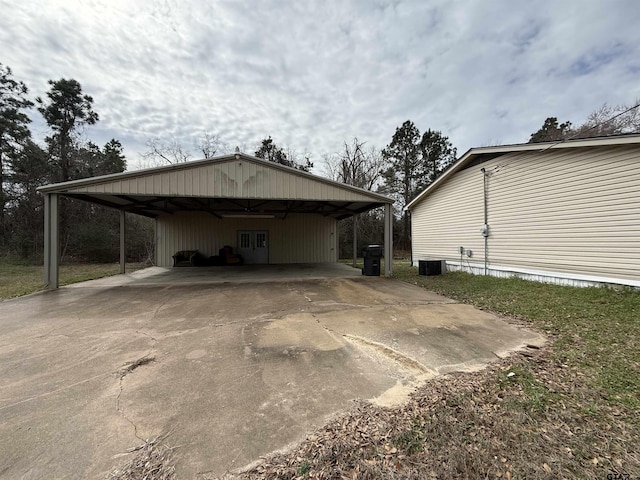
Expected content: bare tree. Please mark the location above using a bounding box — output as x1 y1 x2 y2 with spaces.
572 101 640 138
196 131 228 159
325 137 386 190
143 137 191 165
284 145 313 171
325 138 389 260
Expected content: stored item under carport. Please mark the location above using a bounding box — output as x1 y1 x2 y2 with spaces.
418 260 443 276
362 244 383 276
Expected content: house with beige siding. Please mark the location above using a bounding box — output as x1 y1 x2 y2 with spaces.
38 151 394 288
406 135 640 288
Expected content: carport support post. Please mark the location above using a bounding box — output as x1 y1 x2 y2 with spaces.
43 193 59 289
352 214 357 267
119 210 126 274
384 203 393 276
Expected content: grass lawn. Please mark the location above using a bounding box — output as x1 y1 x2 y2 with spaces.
0 259 148 300
392 262 640 413
227 260 640 480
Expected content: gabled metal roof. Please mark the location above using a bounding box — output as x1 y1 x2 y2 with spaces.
38 152 393 220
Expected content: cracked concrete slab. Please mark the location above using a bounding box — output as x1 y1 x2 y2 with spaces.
0 266 544 479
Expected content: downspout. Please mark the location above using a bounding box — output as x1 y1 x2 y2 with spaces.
407 209 413 266
481 168 489 275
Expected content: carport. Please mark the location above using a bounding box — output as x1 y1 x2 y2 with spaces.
38 151 394 288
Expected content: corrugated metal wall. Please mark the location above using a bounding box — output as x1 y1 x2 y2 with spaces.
69 158 376 202
411 145 640 285
156 212 337 266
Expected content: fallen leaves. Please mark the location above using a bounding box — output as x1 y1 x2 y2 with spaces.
109 436 175 480
209 347 639 480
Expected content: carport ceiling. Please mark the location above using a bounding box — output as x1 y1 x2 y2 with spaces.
64 194 383 220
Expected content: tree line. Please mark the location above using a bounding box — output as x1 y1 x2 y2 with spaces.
0 63 152 262
323 122 456 257
0 63 322 263
329 102 639 258
3 60 635 264
529 102 640 143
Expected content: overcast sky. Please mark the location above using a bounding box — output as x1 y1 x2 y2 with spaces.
2 0 639 172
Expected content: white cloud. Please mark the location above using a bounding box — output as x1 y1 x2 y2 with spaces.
1 0 639 171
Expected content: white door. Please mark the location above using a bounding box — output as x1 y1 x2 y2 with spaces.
238 230 269 264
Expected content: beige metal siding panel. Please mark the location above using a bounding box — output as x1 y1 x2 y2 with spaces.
297 177 306 199
209 165 218 194
330 183 341 201
412 145 640 283
160 173 169 194
269 168 278 196
274 214 329 263
196 166 205 195
255 166 266 197
251 166 261 197
244 163 268 198
241 163 250 196
282 171 291 198
237 162 245 196
229 163 240 196
248 162 258 197
190 168 199 196
218 163 228 196
308 178 317 199
171 171 179 195
174 171 182 195
280 171 288 198
66 158 383 203
184 169 193 196
156 212 337 266
232 165 241 196
314 178 323 199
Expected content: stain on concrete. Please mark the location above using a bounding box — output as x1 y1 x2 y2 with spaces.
0 269 545 479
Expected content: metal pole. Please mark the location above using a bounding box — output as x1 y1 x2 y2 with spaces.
119 210 126 274
43 193 59 289
352 214 357 268
384 203 393 276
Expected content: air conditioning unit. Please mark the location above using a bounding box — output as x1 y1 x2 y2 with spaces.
418 260 443 276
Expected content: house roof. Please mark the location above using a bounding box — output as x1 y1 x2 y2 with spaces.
405 134 640 211
38 152 393 220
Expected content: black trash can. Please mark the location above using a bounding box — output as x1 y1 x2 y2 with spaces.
362 244 383 276
418 260 442 276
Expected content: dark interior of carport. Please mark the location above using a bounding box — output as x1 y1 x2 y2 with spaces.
39 190 393 288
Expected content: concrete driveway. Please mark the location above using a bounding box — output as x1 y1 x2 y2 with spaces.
0 265 544 479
